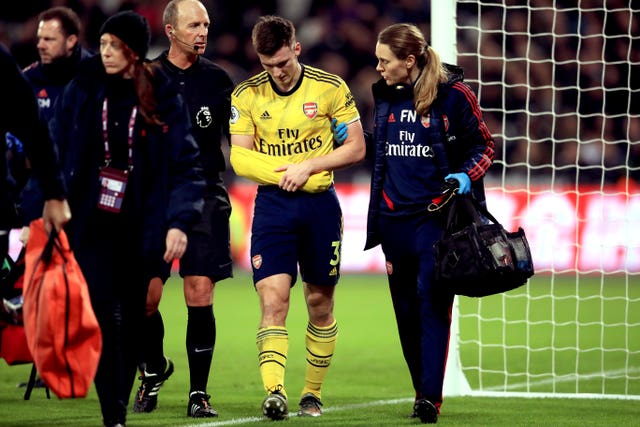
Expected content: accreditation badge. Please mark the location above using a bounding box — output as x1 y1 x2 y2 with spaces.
97 166 128 213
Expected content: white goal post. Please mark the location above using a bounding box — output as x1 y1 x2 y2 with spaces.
439 0 640 400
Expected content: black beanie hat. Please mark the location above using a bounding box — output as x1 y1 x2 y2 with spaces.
100 11 150 61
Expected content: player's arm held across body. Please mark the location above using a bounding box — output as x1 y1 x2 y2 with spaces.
229 133 257 176
229 133 277 184
274 119 367 192
229 135 332 192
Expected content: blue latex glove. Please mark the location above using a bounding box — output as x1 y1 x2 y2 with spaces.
6 132 24 153
445 172 471 194
331 118 348 146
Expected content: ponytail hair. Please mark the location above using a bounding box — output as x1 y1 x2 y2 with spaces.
377 23 449 116
133 61 163 126
120 42 163 126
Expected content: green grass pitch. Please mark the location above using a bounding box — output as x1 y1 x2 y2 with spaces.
1 271 638 426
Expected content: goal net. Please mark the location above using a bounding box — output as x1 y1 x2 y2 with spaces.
439 1 640 399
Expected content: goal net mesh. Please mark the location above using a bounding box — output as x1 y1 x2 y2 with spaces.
451 0 640 399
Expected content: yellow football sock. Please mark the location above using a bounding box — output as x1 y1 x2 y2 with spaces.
302 320 338 399
257 326 288 397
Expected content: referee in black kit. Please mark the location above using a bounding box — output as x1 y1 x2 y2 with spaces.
132 0 234 418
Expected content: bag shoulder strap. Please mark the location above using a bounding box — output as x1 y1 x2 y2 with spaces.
41 229 67 265
445 194 501 232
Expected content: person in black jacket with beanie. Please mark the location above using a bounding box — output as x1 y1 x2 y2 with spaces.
48 11 205 427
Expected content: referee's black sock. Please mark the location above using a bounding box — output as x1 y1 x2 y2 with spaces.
186 305 216 393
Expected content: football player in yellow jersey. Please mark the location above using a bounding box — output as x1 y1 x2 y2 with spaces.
229 15 365 421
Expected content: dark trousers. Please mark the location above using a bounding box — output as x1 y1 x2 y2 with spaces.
74 209 146 425
377 213 454 405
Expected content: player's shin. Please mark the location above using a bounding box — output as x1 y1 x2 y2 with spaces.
301 320 338 398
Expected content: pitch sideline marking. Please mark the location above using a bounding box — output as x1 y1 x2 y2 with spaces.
183 397 414 427
185 367 640 426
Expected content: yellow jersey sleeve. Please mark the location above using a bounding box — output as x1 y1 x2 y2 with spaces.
230 145 331 193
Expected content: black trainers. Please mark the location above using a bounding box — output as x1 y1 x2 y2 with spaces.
297 392 322 417
132 358 174 413
187 391 218 418
262 388 288 420
414 399 438 424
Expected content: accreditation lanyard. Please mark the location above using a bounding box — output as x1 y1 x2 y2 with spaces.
102 98 137 171
97 98 137 213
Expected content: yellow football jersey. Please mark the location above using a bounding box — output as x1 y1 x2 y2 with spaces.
230 65 360 166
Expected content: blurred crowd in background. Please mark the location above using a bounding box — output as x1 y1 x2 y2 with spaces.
1 0 638 186
455 0 639 185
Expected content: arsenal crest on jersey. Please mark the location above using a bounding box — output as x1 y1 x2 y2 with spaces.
303 102 318 119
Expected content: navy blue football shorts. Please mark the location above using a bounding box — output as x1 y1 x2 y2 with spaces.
250 185 343 287
179 190 233 282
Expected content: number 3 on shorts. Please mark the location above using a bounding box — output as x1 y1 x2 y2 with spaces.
330 240 341 266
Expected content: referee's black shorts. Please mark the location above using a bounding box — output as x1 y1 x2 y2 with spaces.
179 190 233 283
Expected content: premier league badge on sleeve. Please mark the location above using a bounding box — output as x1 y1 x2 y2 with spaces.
230 106 239 124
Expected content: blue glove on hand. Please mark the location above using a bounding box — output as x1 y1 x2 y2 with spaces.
445 172 471 194
331 118 348 146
